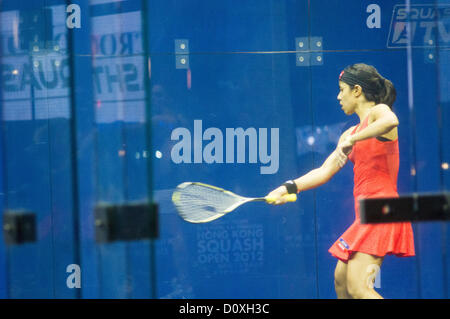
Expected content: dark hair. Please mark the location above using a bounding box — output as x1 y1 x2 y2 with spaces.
340 63 396 108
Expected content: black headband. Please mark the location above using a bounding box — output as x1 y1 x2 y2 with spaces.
339 70 380 95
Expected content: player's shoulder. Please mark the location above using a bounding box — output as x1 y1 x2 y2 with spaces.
372 103 391 110
368 103 396 122
370 103 394 116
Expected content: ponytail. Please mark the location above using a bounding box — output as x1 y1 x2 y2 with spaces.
380 78 396 109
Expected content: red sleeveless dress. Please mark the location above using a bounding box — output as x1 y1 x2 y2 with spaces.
328 116 415 262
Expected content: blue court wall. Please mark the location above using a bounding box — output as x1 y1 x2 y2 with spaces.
0 0 449 299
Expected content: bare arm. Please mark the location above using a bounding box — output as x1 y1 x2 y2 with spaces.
350 104 399 144
293 146 346 192
267 126 354 204
339 104 399 154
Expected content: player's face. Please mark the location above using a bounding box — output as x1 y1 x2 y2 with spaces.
337 82 356 115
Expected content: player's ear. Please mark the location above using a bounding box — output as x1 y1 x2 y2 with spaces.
352 85 363 97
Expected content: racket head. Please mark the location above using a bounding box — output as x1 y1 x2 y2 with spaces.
171 182 248 223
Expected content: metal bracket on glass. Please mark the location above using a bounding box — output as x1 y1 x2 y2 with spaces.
295 37 323 67
175 39 190 69
295 37 309 66
94 202 159 243
310 37 323 66
424 38 436 64
3 211 37 245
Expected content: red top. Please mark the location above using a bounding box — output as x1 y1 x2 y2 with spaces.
329 116 415 261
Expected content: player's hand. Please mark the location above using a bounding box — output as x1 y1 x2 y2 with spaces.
265 186 289 205
335 147 348 168
339 135 355 156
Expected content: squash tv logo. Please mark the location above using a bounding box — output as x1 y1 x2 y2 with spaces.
387 4 450 48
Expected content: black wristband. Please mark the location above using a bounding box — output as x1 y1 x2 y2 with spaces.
282 180 298 194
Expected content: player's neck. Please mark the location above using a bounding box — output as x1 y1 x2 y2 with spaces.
355 101 376 123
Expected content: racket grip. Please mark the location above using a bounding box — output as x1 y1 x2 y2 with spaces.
283 194 297 202
265 193 297 203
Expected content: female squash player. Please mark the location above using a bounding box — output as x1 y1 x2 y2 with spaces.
267 63 415 299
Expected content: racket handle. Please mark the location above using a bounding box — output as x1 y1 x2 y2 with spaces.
284 194 297 202
265 193 297 203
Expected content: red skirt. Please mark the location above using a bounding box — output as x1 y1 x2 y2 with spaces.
328 198 415 262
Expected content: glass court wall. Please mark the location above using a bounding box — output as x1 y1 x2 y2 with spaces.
0 0 449 298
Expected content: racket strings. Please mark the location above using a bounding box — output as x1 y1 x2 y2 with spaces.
173 184 240 222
